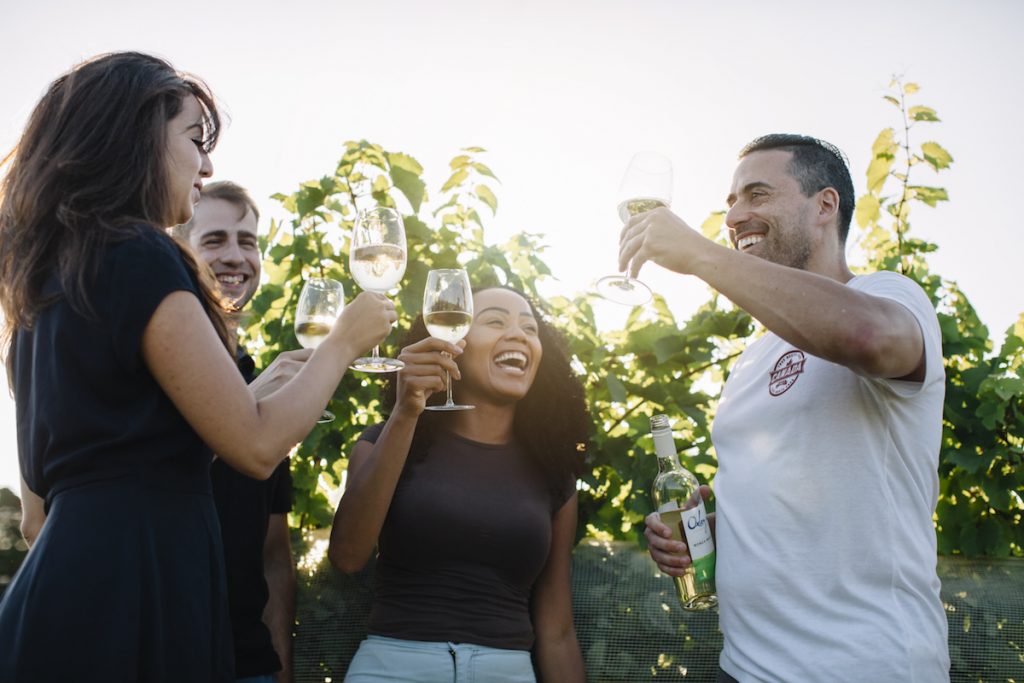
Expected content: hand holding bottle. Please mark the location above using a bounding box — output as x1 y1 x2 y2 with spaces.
644 484 714 575
647 413 717 610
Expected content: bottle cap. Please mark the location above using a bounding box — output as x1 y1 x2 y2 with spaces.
651 414 670 431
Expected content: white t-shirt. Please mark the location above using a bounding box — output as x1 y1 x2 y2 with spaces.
713 271 949 682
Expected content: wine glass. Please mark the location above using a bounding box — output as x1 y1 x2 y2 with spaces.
349 207 407 373
422 268 474 412
595 150 673 306
294 277 345 423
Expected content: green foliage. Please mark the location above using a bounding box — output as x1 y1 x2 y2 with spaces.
248 137 745 539
857 79 1023 557
243 141 549 529
251 79 1020 556
567 293 749 541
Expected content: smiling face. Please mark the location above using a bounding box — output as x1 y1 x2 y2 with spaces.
456 288 544 406
164 95 213 226
187 197 261 308
724 149 819 270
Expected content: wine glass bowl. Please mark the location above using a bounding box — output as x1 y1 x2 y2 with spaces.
294 277 345 422
596 151 673 306
422 268 475 412
349 207 407 373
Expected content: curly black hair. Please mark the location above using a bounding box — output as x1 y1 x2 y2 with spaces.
380 285 590 498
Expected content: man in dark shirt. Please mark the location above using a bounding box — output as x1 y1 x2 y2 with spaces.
174 181 306 683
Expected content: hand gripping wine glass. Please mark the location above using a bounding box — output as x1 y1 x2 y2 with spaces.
294 277 345 423
595 150 673 306
422 268 474 412
349 206 407 373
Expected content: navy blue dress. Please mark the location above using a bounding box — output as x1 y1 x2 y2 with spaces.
0 226 234 681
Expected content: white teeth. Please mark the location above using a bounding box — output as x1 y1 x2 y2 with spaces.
738 234 764 250
494 351 528 370
218 275 244 285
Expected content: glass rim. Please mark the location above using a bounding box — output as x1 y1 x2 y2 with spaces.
303 276 344 289
357 205 402 219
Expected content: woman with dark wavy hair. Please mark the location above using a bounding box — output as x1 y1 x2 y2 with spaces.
329 285 590 682
0 52 396 681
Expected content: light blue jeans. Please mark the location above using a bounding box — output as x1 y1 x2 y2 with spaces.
344 635 537 683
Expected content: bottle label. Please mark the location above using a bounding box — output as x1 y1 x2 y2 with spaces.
656 500 716 578
681 502 715 583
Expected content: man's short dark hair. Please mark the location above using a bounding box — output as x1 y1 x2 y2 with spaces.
739 134 855 244
172 180 260 241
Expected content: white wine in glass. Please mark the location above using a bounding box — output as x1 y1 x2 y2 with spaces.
294 319 333 348
596 151 673 306
350 207 407 373
295 277 345 423
424 310 474 342
422 268 474 412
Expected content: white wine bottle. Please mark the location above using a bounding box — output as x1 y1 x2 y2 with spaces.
650 414 717 610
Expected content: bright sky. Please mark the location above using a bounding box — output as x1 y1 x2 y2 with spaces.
1 0 1021 493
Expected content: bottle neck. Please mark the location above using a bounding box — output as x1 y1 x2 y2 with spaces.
657 452 683 473
652 429 683 472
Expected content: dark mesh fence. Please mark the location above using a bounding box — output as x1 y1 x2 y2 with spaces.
293 537 1024 682
941 556 1024 682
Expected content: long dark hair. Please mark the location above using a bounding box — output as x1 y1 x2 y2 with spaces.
383 286 590 499
0 51 232 374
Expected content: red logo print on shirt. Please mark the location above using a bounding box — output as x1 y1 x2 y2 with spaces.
768 350 806 396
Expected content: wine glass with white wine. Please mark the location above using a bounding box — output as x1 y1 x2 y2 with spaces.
294 277 345 423
595 150 673 306
349 206 407 373
422 268 474 412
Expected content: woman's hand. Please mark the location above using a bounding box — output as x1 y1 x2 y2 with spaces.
330 291 398 355
393 337 465 416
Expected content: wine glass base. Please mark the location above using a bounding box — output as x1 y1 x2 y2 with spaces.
423 403 475 412
595 275 652 306
317 409 336 424
350 357 405 373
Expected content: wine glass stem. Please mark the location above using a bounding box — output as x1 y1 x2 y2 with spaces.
445 369 454 406
369 294 392 361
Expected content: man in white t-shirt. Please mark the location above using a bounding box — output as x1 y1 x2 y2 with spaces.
629 134 949 682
